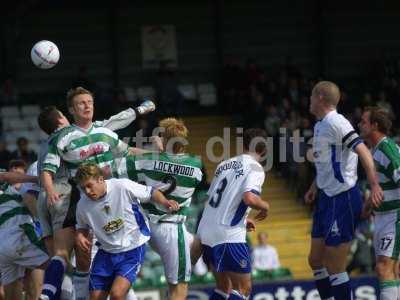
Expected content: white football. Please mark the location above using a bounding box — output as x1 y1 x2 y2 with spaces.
31 40 60 69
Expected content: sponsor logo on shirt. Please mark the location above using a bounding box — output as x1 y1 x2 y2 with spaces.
79 144 105 160
103 218 124 234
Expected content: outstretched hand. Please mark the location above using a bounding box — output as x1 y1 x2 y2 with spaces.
166 200 180 212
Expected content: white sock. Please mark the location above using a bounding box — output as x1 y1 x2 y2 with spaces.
380 280 398 300
125 288 137 300
397 280 400 300
215 289 229 299
230 289 248 299
73 271 89 300
61 274 74 300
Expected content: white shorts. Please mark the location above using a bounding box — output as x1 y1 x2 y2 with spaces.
149 222 193 284
374 210 400 259
37 180 74 238
0 227 48 285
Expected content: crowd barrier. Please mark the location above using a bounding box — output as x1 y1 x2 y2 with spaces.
135 276 379 300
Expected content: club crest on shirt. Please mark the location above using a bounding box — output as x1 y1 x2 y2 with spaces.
102 205 111 214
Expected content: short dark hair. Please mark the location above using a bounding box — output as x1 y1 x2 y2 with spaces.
66 86 93 108
364 106 393 135
38 106 63 135
8 159 27 171
243 128 267 154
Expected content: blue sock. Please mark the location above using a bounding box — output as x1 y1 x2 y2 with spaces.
313 268 333 299
210 289 229 300
330 272 352 300
41 256 66 300
228 290 247 300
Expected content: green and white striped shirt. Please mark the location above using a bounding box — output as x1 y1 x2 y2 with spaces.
0 193 46 252
373 137 400 212
38 108 136 184
43 123 128 178
116 152 203 223
0 193 31 229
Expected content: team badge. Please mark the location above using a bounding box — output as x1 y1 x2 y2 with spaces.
239 259 247 268
102 205 111 214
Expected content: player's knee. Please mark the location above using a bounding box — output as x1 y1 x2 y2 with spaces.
169 283 188 299
53 250 70 264
308 254 323 270
75 251 91 272
375 261 394 279
240 281 252 296
231 277 252 296
215 277 231 294
109 289 126 300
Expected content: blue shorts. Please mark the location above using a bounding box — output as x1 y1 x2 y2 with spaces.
311 185 362 246
89 245 145 291
202 243 251 273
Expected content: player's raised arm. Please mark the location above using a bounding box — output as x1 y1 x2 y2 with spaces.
354 142 384 207
96 100 155 131
118 177 179 212
0 171 37 185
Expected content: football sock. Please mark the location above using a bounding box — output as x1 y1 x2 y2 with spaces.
210 289 229 300
73 270 89 300
40 256 66 300
313 268 333 299
380 280 398 300
330 272 352 300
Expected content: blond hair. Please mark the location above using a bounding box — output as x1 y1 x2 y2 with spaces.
312 81 341 107
66 86 93 108
159 118 188 153
75 163 103 184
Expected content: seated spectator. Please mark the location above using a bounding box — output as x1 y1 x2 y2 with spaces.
0 141 12 170
11 137 37 165
252 232 280 271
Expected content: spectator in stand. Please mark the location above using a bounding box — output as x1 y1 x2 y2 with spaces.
252 232 280 271
245 58 262 87
263 80 280 106
361 92 373 108
338 90 353 116
72 65 97 92
376 91 394 118
0 141 12 170
11 137 37 165
221 56 246 113
245 86 265 128
1 77 18 104
286 78 300 106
